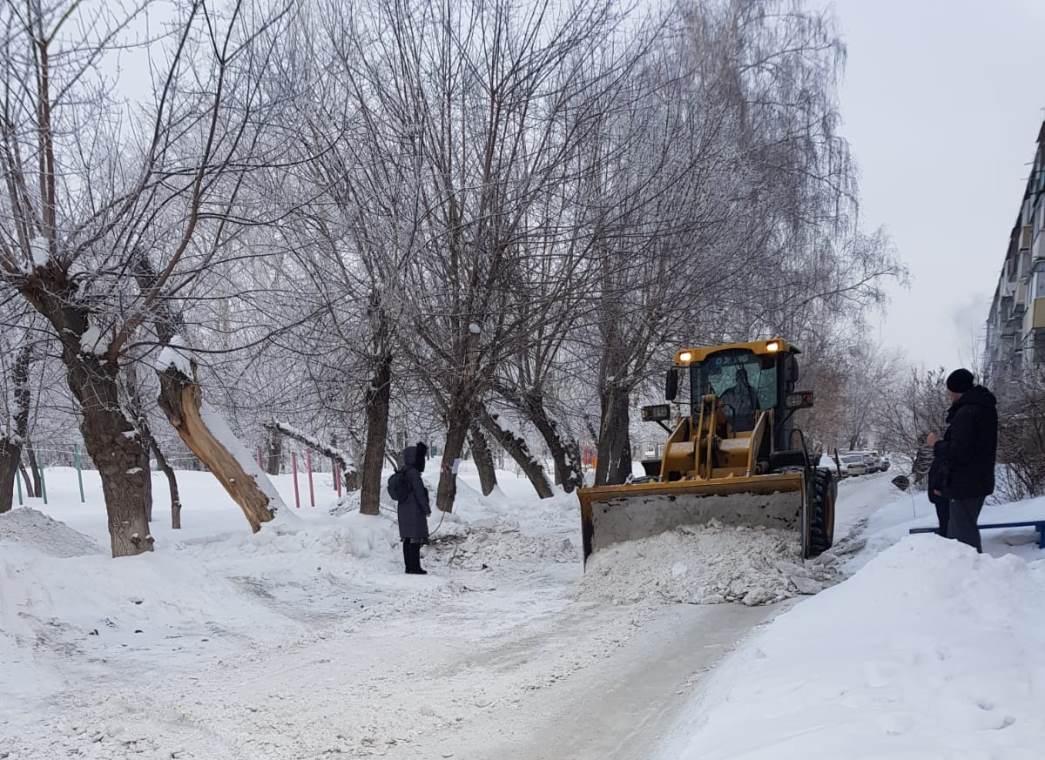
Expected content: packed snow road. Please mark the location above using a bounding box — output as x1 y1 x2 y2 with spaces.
1 467 896 759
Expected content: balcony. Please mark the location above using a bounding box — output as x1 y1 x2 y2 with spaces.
1020 224 1033 250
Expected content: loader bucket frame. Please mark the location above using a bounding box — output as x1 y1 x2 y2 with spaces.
578 471 808 563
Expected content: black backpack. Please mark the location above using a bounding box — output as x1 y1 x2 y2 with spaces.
387 469 406 501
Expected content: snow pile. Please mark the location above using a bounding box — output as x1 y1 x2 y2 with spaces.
580 522 839 606
244 510 398 560
432 520 579 570
659 536 1045 760
0 507 102 557
0 506 414 722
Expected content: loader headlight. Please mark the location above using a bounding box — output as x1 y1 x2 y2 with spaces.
766 341 781 353
679 351 693 363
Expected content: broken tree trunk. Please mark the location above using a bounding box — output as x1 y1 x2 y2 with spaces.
468 423 498 496
262 420 358 497
478 409 553 499
157 364 283 532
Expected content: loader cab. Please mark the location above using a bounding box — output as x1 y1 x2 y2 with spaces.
669 339 805 453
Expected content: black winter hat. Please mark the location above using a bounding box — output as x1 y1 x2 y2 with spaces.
946 368 975 394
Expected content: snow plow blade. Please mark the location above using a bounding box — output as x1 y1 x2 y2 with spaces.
578 473 805 563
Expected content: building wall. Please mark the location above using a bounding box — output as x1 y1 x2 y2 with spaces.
985 121 1045 383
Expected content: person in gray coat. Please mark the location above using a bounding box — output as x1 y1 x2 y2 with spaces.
398 442 431 574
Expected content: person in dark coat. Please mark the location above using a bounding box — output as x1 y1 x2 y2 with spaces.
911 432 950 535
926 448 950 537
719 367 759 431
397 442 431 574
927 369 998 552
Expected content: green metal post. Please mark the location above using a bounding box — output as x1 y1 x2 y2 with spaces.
15 468 23 505
74 444 85 503
40 466 47 504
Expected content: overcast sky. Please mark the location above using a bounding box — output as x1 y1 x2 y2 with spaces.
825 0 1045 373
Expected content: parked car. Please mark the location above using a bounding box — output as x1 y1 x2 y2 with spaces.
880 456 891 472
850 450 883 472
837 453 868 478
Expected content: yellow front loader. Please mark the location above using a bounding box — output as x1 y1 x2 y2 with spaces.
578 338 836 563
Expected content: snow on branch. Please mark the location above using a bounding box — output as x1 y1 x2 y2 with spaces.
264 419 358 489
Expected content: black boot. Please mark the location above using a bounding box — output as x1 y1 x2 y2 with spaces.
405 542 427 575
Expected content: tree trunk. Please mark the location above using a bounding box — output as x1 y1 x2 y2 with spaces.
149 438 182 529
596 384 632 486
360 353 392 515
25 438 42 498
478 409 554 498
265 424 282 475
436 405 470 513
67 354 153 557
18 463 33 498
158 365 281 532
0 439 20 513
1 344 33 513
143 457 154 523
469 423 498 496
522 395 584 493
123 364 157 523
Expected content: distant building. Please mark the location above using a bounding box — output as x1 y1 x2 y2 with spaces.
985 121 1045 384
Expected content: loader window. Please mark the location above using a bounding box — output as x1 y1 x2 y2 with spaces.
691 350 778 430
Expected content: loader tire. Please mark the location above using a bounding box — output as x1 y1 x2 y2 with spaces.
807 468 836 558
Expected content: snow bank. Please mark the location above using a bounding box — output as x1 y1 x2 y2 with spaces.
579 522 840 606
850 484 1045 571
659 536 1045 759
0 505 410 723
0 507 102 558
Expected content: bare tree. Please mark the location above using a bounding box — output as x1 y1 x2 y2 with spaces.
0 1 294 554
876 367 949 464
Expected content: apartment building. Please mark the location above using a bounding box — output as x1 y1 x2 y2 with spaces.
985 121 1045 383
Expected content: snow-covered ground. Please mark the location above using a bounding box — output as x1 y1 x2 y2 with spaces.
2 464 1043 759
658 476 1045 760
